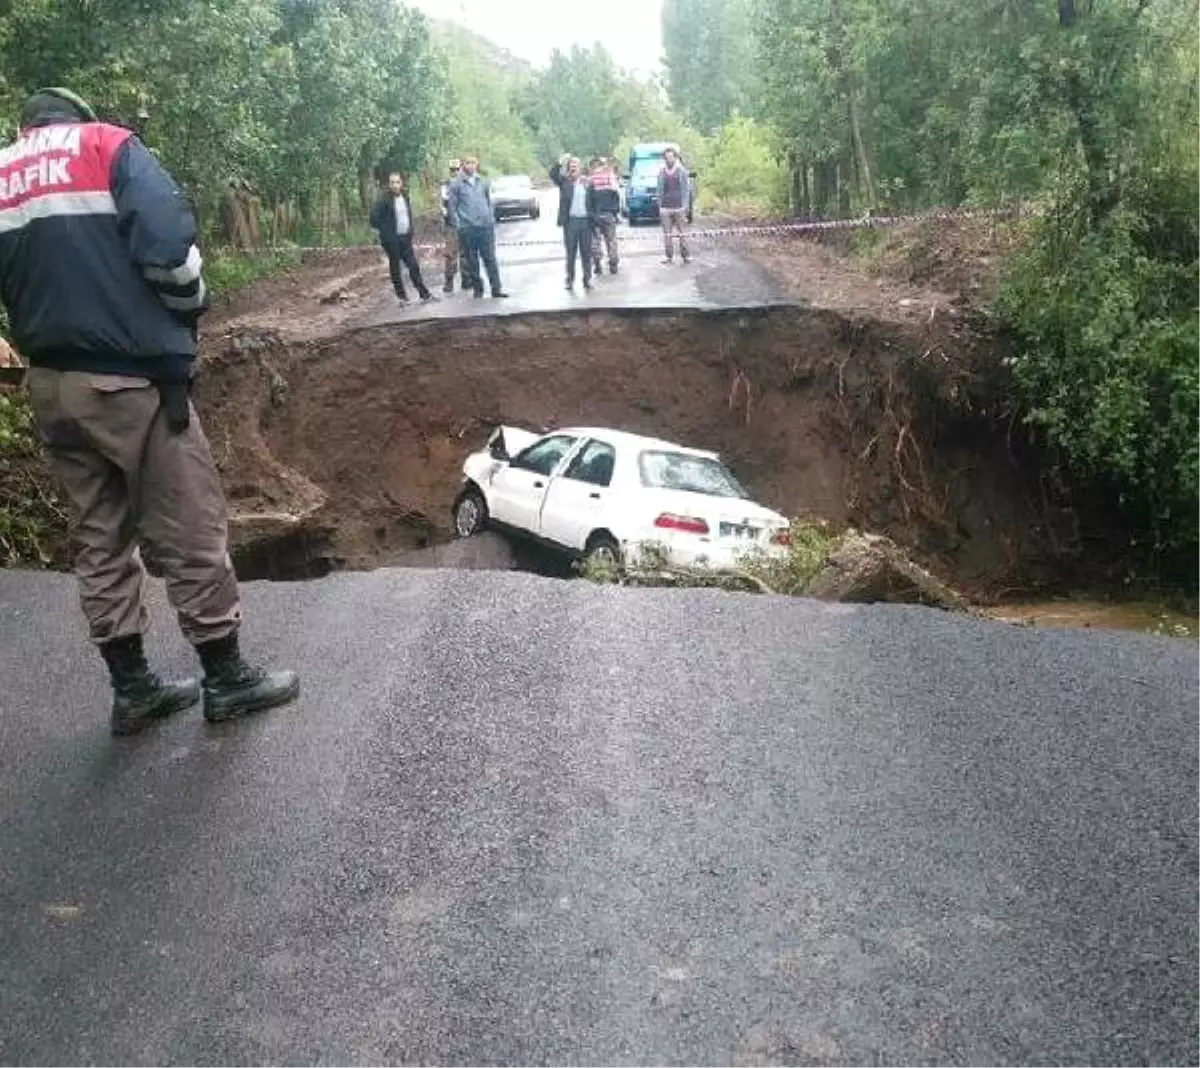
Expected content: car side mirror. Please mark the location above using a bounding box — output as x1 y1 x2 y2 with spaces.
488 428 510 461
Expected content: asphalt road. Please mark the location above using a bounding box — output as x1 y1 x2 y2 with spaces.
0 567 1196 1065
354 187 791 327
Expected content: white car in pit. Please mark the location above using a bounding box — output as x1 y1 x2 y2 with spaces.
451 425 793 571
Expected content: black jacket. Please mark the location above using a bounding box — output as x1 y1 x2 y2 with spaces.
0 105 206 381
369 190 417 246
549 162 597 227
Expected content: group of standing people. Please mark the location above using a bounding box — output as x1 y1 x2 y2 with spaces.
369 156 509 303
548 154 622 291
372 146 695 303
549 145 694 290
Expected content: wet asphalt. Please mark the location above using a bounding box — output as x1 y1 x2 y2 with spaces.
0 566 1196 1065
353 187 792 328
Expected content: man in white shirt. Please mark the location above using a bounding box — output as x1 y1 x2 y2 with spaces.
549 154 596 291
369 172 434 303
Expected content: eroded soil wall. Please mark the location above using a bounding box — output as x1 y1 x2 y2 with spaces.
195 305 1084 597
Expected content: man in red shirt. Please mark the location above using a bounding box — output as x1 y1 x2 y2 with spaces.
589 157 621 276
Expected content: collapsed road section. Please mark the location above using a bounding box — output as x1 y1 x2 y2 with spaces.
195 302 1094 598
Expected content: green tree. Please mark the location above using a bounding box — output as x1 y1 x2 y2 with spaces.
0 0 448 240
433 21 539 176
698 115 785 212
518 44 633 164
661 0 757 134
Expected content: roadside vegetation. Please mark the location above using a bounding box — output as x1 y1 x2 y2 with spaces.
665 0 1198 566
0 390 64 567
576 520 969 612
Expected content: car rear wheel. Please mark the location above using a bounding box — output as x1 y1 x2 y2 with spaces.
584 532 621 570
453 487 489 537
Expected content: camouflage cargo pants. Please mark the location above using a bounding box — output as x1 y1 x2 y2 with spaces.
442 225 476 292
591 213 619 272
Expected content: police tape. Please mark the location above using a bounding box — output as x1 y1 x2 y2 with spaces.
236 203 1032 258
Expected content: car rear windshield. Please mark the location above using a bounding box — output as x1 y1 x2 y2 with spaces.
637 451 749 498
493 176 531 190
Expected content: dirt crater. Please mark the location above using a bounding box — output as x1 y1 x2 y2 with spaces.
195 304 1093 599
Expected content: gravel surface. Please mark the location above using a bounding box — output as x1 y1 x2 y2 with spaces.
0 567 1195 1065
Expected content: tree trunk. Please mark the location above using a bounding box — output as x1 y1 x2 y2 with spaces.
815 158 837 218
837 147 853 216
846 77 876 209
787 149 802 216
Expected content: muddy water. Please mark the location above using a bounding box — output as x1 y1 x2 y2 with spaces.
984 599 1198 639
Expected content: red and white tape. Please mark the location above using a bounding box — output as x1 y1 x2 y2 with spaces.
231 204 1031 257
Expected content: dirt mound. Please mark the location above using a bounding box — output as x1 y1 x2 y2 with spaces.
193 302 1092 598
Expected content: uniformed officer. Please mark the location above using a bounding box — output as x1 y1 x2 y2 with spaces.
0 88 300 735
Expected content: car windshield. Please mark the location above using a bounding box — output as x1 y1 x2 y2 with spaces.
638 450 749 498
631 159 663 181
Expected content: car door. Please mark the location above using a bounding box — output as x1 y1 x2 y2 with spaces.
489 433 579 533
537 438 617 550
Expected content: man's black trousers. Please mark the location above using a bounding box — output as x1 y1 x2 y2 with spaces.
564 217 593 285
384 235 430 299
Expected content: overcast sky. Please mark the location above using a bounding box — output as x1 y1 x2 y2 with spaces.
406 0 665 77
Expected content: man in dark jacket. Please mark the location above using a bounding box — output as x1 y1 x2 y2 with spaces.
0 87 299 735
549 154 595 291
369 171 433 303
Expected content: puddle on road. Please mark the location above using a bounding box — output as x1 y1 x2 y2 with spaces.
983 599 1198 639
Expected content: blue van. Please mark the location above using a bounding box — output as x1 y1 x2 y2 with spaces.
620 142 696 225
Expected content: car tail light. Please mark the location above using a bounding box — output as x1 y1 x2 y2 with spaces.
771 528 791 546
654 513 710 535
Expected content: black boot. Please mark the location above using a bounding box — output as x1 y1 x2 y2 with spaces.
101 634 200 737
196 632 300 723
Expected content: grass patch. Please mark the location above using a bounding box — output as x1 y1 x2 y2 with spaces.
205 248 304 297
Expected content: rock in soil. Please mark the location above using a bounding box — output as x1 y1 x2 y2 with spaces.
804 529 969 611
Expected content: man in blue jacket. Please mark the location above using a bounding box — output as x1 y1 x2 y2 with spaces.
0 87 299 735
446 155 508 299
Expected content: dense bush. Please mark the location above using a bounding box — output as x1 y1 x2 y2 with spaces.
998 206 1198 554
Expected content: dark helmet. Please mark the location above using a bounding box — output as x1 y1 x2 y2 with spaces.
20 87 98 129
